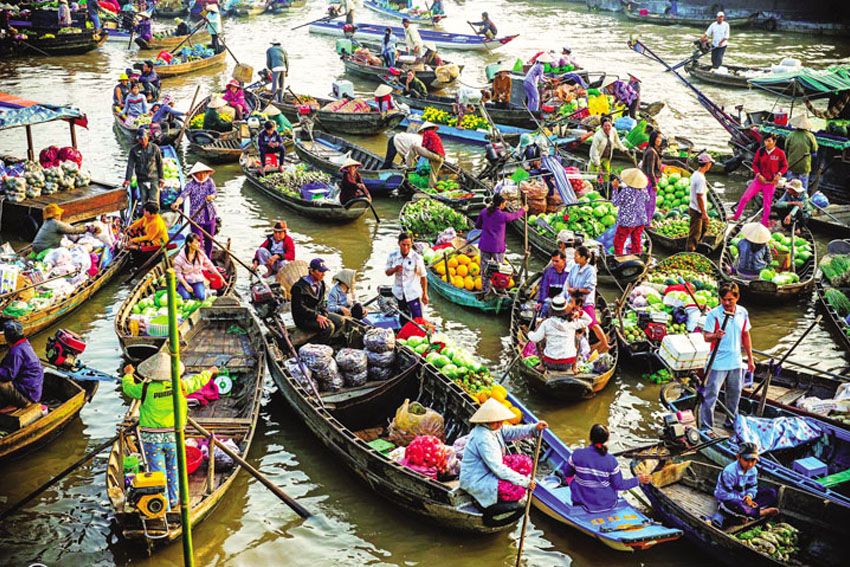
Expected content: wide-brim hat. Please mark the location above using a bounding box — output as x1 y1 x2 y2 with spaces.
470 398 516 424
786 178 804 192
188 161 214 177
497 62 514 74
600 76 618 89
270 39 281 45
418 121 439 131
791 114 813 130
262 104 281 116
741 222 771 244
374 84 394 97
138 12 150 18
138 352 185 382
621 168 649 189
226 79 241 89
339 157 362 171
206 4 218 12
273 220 288 232
208 96 227 109
535 52 556 64
550 295 568 313
44 203 64 219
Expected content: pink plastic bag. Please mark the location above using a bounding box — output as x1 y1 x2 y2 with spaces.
497 454 533 501
58 146 83 166
39 146 60 168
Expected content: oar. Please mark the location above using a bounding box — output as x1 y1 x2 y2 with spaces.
466 21 493 53
614 435 730 459
187 416 312 519
676 276 706 314
290 9 340 31
754 314 822 417
345 196 380 223
752 348 849 381
514 429 543 567
0 269 81 303
18 38 51 56
497 351 523 385
696 310 735 429
172 209 261 277
173 84 200 147
811 201 844 225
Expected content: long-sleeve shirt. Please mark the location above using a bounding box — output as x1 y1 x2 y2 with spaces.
589 127 628 166
125 141 163 182
612 185 649 227
290 275 328 328
122 370 212 430
203 107 231 132
205 11 221 35
563 446 639 513
139 68 160 90
32 218 88 253
404 24 423 53
257 234 295 261
567 263 597 305
421 129 444 157
327 283 353 314
381 35 397 58
173 247 216 285
152 103 184 123
524 62 545 87
537 265 569 302
403 77 428 99
774 190 811 218
0 339 43 403
178 178 217 224
222 88 247 113
339 171 369 204
493 74 511 103
641 146 662 187
136 18 153 41
128 214 169 246
736 239 771 274
459 423 537 508
527 311 591 360
714 460 758 504
752 146 788 181
392 133 440 167
784 129 818 175
475 207 525 254
58 3 72 26
122 92 149 118
257 129 284 152
266 45 289 71
471 18 497 36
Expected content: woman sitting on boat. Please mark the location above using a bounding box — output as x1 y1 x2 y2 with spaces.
134 13 154 49
328 268 366 319
713 442 779 526
121 83 149 121
172 162 218 257
175 17 191 36
113 73 131 112
122 353 218 511
374 84 396 115
564 424 650 513
338 158 371 205
174 233 218 300
735 222 772 276
459 398 547 519
526 294 591 372
422 42 443 68
203 96 232 133
222 80 247 121
125 201 169 251
0 321 43 410
380 27 397 68
403 70 428 99
567 246 609 352
773 178 810 232
151 95 184 131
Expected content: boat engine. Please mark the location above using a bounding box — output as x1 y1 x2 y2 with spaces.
660 411 700 447
483 261 513 292
129 471 168 519
45 329 86 369
250 281 279 319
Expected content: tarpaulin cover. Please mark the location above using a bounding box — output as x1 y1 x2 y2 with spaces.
734 414 822 453
749 65 850 98
0 92 88 130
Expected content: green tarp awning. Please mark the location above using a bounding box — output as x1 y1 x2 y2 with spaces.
749 65 850 99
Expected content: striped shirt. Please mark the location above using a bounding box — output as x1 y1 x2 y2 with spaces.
564 446 639 513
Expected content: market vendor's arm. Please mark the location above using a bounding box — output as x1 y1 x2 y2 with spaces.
476 431 534 488
0 349 22 383
55 219 90 236
741 323 755 373
172 252 193 291
182 368 216 395
527 320 547 343
155 146 164 183
612 128 629 154
417 254 429 305
714 465 746 503
121 369 144 399
124 151 138 184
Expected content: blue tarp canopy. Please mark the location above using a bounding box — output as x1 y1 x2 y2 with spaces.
0 92 87 131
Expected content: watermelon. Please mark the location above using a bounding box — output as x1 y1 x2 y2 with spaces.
601 214 616 227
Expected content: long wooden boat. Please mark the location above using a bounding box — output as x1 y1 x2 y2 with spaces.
259 91 405 136
112 110 182 146
294 131 405 196
268 0 307 12
309 20 518 52
646 177 729 253
114 247 237 361
264 319 527 532
809 205 850 239
815 252 850 357
141 30 211 50
395 108 527 146
226 0 268 17
106 299 266 544
0 29 107 57
0 366 98 462
510 275 619 401
635 460 847 567
506 394 682 550
622 9 756 28
660 380 850 509
154 49 227 78
240 151 371 223
395 92 543 130
719 224 816 303
340 53 461 90
363 0 442 25
685 61 769 89
184 92 268 163
154 4 190 18
402 160 490 217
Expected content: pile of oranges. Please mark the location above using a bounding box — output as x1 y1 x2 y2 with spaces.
474 384 523 425
432 252 515 292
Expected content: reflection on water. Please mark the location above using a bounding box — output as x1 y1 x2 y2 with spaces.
0 2 848 565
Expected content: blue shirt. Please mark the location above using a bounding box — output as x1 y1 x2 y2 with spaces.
0 339 43 402
736 239 771 274
567 263 596 305
327 283 352 314
258 129 284 151
524 62 545 87
537 264 569 302
459 424 537 508
564 446 639 513
704 304 750 371
152 103 184 123
714 460 758 504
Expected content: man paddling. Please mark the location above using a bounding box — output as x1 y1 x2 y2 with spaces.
469 12 497 40
701 11 730 69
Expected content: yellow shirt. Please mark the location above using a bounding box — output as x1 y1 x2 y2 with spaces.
129 214 169 246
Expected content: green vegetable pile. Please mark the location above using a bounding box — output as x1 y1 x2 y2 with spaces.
399 198 468 239
130 278 215 330
642 369 673 384
261 170 330 199
652 217 725 239
825 288 850 317
736 522 799 562
527 192 617 240
820 255 850 286
397 334 493 396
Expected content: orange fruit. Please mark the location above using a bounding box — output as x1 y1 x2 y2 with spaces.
476 390 489 404
434 262 446 275
448 267 457 277
441 274 448 282
463 275 475 291
469 263 480 276
447 257 459 269
490 384 507 402
456 254 471 266
452 276 465 288
509 407 522 425
474 277 482 291
456 264 468 277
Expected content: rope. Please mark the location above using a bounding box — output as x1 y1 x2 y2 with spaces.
804 91 850 119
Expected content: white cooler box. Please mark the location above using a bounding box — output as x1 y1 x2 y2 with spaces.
659 333 710 371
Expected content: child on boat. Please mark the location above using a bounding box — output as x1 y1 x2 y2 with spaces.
713 442 779 526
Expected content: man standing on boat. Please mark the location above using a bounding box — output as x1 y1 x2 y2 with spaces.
204 3 222 53
701 11 730 69
124 128 164 211
266 39 289 103
87 0 101 32
336 0 355 25
687 152 713 252
402 17 423 57
385 232 428 320
784 114 818 192
0 321 43 410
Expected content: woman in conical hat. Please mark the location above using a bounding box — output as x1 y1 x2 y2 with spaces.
172 161 218 257
736 222 772 275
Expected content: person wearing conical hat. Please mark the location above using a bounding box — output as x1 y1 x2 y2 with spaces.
32 204 95 253
523 51 554 112
203 95 232 133
736 222 772 275
784 114 818 192
261 103 291 134
122 353 219 511
172 162 219 257
175 17 191 36
459 398 547 512
204 2 222 53
374 83 396 115
338 158 371 205
611 168 650 256
58 0 72 26
492 64 512 106
773 178 810 233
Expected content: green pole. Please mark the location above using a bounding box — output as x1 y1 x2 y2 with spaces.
167 268 195 567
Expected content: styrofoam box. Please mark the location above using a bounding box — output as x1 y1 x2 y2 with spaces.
660 333 710 371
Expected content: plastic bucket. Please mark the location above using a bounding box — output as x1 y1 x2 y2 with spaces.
185 446 203 474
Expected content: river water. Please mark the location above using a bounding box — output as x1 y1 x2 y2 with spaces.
1 2 850 566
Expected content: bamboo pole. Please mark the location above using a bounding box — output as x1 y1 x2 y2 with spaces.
515 430 544 567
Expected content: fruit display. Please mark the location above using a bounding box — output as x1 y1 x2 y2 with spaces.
728 231 813 286
1 159 91 202
424 248 515 292
260 169 330 199
420 106 489 131
527 192 618 240
57 27 83 35
735 522 799 562
407 168 474 200
820 255 850 286
650 169 723 237
652 217 725 239
399 198 469 239
129 280 215 336
404 435 448 470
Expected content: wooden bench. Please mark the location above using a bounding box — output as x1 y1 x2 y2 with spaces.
0 403 42 431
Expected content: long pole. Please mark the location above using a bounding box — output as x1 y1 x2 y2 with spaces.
515 430 543 567
752 347 848 381
696 310 734 429
173 209 260 276
167 268 194 567
174 85 201 147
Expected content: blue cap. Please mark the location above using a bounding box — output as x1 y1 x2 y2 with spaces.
309 258 329 272
136 128 148 139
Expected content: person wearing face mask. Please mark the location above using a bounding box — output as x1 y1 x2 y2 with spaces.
729 133 788 227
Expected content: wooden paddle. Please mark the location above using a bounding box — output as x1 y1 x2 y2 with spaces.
695 310 734 429
466 21 493 53
515 429 543 567
752 348 849 381
167 18 206 56
173 84 200 147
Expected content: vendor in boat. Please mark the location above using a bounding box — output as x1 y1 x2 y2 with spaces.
735 222 772 275
222 79 247 121
401 18 423 57
687 152 714 252
381 131 442 184
124 128 164 209
174 233 219 300
338 158 371 205
0 321 43 409
175 17 191 36
252 221 295 277
589 117 630 175
125 201 169 251
701 282 754 430
261 104 290 135
784 114 818 192
172 161 218 257
526 294 591 372
611 168 650 256
729 133 788 227
774 179 810 232
291 258 343 343
422 42 443 68
385 232 428 319
113 73 131 111
558 45 579 70
58 0 72 26
380 27 397 69
122 353 218 511
139 60 161 101
32 204 95 254
564 424 651 513
151 94 184 130
374 84 397 115
335 0 354 25
459 398 547 515
203 96 232 133
328 268 366 319
567 246 610 352
403 70 428 99
134 13 154 49
121 83 149 121
523 52 554 113
468 12 497 40
641 131 663 223
492 65 512 107
536 250 570 315
714 443 779 524
87 0 101 31
205 3 222 53
430 0 444 16
419 122 445 186
701 11 730 69
266 39 289 103
257 120 287 173
475 193 525 295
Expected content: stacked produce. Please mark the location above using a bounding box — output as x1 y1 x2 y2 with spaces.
155 43 215 65
299 343 343 391
404 435 448 470
652 217 725 239
825 288 850 317
820 255 850 286
425 247 515 292
1 159 92 202
527 192 618 241
399 198 469 239
129 286 214 336
260 169 331 199
649 169 723 238
57 27 83 34
335 348 369 387
407 168 473 200
728 231 813 285
129 114 153 129
364 327 396 381
735 522 799 562
497 454 533 501
420 107 489 131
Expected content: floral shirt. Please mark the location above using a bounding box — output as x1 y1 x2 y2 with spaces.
179 178 217 224
612 185 649 227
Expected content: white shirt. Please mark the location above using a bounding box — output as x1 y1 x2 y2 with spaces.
386 249 426 301
527 312 592 361
392 132 424 158
340 0 354 12
705 21 730 48
404 25 423 54
589 127 628 166
689 170 708 213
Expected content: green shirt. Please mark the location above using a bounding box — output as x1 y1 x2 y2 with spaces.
203 108 232 133
122 370 212 430
784 129 818 174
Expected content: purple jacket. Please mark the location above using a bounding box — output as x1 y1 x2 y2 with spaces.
0 339 43 402
537 264 569 302
564 445 639 513
475 207 525 254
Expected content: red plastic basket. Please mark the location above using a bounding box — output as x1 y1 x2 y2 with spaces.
185 446 203 475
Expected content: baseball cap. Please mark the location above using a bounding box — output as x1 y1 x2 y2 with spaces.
738 442 758 460
309 258 329 272
698 152 715 164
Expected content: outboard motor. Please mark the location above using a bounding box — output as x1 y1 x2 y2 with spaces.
45 329 86 369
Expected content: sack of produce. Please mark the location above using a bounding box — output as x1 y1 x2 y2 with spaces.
343 369 368 388
368 365 395 381
366 349 396 368
387 399 445 445
299 343 334 370
404 435 448 470
284 357 317 392
497 454 533 501
527 197 547 216
364 327 395 353
335 348 368 374
316 359 344 392
546 191 562 213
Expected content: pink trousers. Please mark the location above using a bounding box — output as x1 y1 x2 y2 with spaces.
733 178 775 226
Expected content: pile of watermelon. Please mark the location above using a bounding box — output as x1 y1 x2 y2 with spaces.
652 170 719 225
527 192 618 239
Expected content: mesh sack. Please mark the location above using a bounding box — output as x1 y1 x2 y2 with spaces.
284 358 317 392
363 327 395 353
368 365 395 381
387 399 445 446
343 369 369 388
335 348 368 374
367 349 396 368
299 343 334 370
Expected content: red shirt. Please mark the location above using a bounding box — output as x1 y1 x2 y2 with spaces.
752 146 788 181
422 130 445 157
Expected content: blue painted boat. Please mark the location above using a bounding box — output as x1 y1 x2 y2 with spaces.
401 110 528 145
309 20 517 52
363 0 443 26
507 393 684 551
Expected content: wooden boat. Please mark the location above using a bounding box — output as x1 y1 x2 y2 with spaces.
646 177 729 253
634 460 847 567
685 61 769 89
106 299 266 544
506 394 682 550
259 91 405 136
395 109 527 146
294 131 405 196
114 246 237 361
309 20 518 52
340 53 462 90
154 4 190 18
622 8 757 28
263 320 527 533
240 151 371 223
268 0 307 12
719 224 816 303
0 366 98 462
112 110 182 145
0 29 107 57
395 92 542 130
154 49 226 78
809 205 850 239
363 0 442 25
815 252 850 357
511 276 619 401
141 30 212 50
226 0 268 17
398 196 474 243
184 92 269 163
660 380 850 509
403 160 489 216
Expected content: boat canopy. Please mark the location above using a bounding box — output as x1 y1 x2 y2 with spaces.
748 65 850 99
0 92 88 131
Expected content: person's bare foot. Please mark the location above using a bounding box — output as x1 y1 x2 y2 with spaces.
760 507 780 517
727 215 737 221
263 267 275 278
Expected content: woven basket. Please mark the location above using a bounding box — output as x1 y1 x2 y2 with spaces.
276 260 309 301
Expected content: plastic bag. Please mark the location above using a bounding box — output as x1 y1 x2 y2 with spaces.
313 358 342 389
58 146 83 167
343 369 368 388
497 454 533 501
387 399 445 446
368 365 395 381
299 343 334 370
335 348 368 374
284 357 318 392
364 327 395 353
39 146 60 168
367 349 396 369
